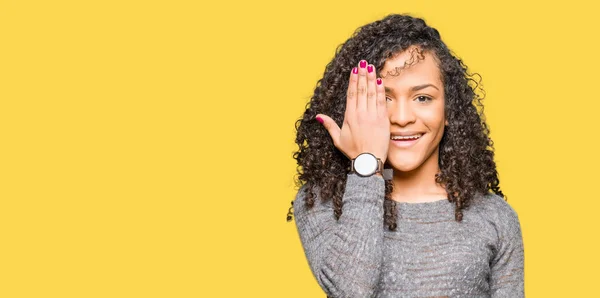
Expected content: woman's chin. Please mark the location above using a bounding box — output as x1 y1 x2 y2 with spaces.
386 159 420 173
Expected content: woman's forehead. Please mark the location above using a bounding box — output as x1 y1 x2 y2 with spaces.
380 49 442 86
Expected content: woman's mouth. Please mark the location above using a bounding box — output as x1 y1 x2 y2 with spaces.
390 133 423 148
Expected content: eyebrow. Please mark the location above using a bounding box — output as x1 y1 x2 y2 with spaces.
385 84 440 93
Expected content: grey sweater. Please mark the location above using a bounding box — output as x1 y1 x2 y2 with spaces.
293 173 524 298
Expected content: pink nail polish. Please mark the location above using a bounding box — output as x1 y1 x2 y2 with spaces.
359 60 367 68
316 116 324 124
352 67 358 74
377 78 382 85
367 65 374 73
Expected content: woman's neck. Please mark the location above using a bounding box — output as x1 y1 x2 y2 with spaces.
390 152 448 203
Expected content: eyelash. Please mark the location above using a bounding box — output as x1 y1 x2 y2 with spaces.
385 95 433 103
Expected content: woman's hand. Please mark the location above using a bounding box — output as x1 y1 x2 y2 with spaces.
316 60 390 164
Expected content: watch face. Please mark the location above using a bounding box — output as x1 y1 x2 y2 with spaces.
354 153 378 176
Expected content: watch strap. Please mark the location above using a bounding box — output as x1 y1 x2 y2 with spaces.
382 168 393 180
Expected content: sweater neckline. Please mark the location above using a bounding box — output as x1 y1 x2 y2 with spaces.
393 197 454 214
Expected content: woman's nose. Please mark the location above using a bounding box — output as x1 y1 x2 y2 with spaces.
389 99 416 126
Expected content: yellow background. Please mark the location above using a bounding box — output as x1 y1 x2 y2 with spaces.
1 0 598 297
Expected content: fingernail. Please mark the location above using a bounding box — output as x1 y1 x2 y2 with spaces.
359 60 367 68
316 116 324 124
352 67 358 74
367 65 374 73
376 78 382 85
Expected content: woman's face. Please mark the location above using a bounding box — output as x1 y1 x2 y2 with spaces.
380 47 448 173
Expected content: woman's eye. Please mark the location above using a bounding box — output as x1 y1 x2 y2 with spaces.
415 95 432 103
387 96 432 102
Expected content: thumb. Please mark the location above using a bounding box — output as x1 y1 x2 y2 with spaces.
316 114 340 145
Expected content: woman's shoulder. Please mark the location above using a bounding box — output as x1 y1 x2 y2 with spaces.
469 191 518 216
468 192 522 238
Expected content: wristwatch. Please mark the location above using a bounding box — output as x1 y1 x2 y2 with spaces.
349 152 393 180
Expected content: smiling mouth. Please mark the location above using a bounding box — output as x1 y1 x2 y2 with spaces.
390 133 423 141
390 133 423 147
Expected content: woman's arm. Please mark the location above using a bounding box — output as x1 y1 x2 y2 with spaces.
293 173 385 298
489 203 525 297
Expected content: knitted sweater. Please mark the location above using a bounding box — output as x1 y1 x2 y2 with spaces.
293 173 524 298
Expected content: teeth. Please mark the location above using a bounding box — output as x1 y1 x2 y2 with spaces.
391 134 422 140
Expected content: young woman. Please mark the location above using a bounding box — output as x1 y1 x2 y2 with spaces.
290 14 524 297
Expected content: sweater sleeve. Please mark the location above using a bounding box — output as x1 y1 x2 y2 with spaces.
293 173 386 298
489 198 525 297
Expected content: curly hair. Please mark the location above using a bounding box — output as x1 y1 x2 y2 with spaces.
291 13 506 231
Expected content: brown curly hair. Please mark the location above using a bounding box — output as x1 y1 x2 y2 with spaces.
291 13 506 231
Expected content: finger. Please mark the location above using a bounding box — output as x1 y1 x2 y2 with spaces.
316 114 341 147
366 64 377 113
356 59 368 112
376 77 387 118
345 67 358 120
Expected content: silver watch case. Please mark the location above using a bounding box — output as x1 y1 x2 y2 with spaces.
350 152 394 180
352 153 380 176
350 153 393 180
